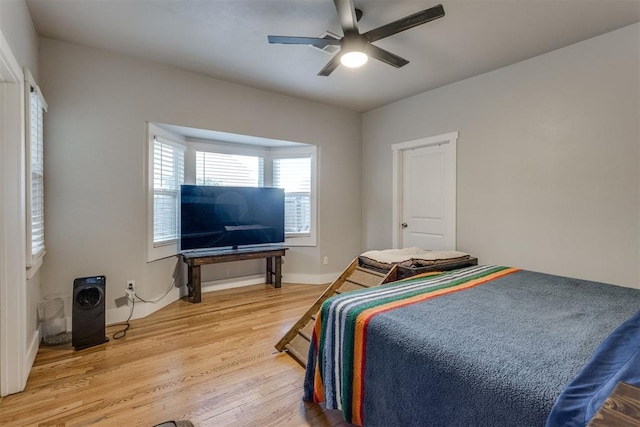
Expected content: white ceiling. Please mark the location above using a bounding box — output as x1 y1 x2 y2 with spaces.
25 0 640 112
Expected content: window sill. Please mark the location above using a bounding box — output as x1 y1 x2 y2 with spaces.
285 235 316 247
148 240 178 262
26 251 45 280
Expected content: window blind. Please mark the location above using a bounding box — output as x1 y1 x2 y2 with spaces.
153 137 184 245
273 157 311 234
195 151 264 187
29 88 45 258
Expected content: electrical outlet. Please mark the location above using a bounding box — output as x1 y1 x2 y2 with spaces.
126 280 135 296
323 256 329 265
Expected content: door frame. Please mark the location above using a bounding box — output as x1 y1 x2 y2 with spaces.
0 28 28 396
391 131 458 249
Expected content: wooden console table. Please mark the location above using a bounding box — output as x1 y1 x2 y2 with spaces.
180 246 288 303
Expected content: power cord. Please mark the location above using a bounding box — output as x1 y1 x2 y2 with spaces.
133 276 176 304
110 257 180 340
132 256 180 304
110 296 134 340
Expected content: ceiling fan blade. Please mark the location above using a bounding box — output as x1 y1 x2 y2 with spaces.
268 35 341 48
363 4 445 43
318 53 342 76
333 0 359 35
365 44 409 68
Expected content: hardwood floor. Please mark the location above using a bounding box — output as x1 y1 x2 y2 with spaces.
0 284 352 427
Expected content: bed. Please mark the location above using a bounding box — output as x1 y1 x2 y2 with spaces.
303 265 640 426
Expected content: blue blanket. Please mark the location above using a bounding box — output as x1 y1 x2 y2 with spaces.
303 266 640 426
546 309 640 426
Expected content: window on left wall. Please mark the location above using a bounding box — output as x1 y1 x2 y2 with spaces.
25 70 47 277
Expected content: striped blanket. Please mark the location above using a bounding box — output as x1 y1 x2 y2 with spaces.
303 265 640 426
305 265 518 424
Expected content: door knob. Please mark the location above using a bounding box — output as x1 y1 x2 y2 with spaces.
401 223 408 229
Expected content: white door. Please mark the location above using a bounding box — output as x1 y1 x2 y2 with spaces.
394 133 457 250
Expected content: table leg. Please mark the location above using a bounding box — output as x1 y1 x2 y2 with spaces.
266 257 273 285
275 256 282 288
192 265 201 303
187 263 193 298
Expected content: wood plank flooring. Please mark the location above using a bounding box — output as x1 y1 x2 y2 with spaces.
0 284 352 427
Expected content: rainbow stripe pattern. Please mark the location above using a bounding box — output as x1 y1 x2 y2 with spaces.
305 265 520 425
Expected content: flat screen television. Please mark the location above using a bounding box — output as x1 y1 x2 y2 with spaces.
180 185 285 251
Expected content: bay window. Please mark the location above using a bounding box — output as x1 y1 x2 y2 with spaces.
147 125 185 261
147 123 316 262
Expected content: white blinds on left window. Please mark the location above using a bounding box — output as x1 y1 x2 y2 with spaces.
29 89 45 258
153 137 185 246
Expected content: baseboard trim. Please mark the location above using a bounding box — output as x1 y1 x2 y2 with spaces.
104 275 271 324
102 272 337 325
25 328 40 380
106 285 186 325
201 275 265 292
283 272 338 285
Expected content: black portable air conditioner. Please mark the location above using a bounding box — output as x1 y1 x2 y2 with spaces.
72 275 108 350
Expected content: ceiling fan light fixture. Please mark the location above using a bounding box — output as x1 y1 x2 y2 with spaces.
267 1 445 76
340 50 368 68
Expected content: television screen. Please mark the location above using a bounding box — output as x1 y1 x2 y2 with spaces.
180 185 285 251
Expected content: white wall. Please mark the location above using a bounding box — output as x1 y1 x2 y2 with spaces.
0 0 39 79
363 23 640 288
38 38 362 313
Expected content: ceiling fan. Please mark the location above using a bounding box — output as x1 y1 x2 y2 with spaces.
267 0 445 76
